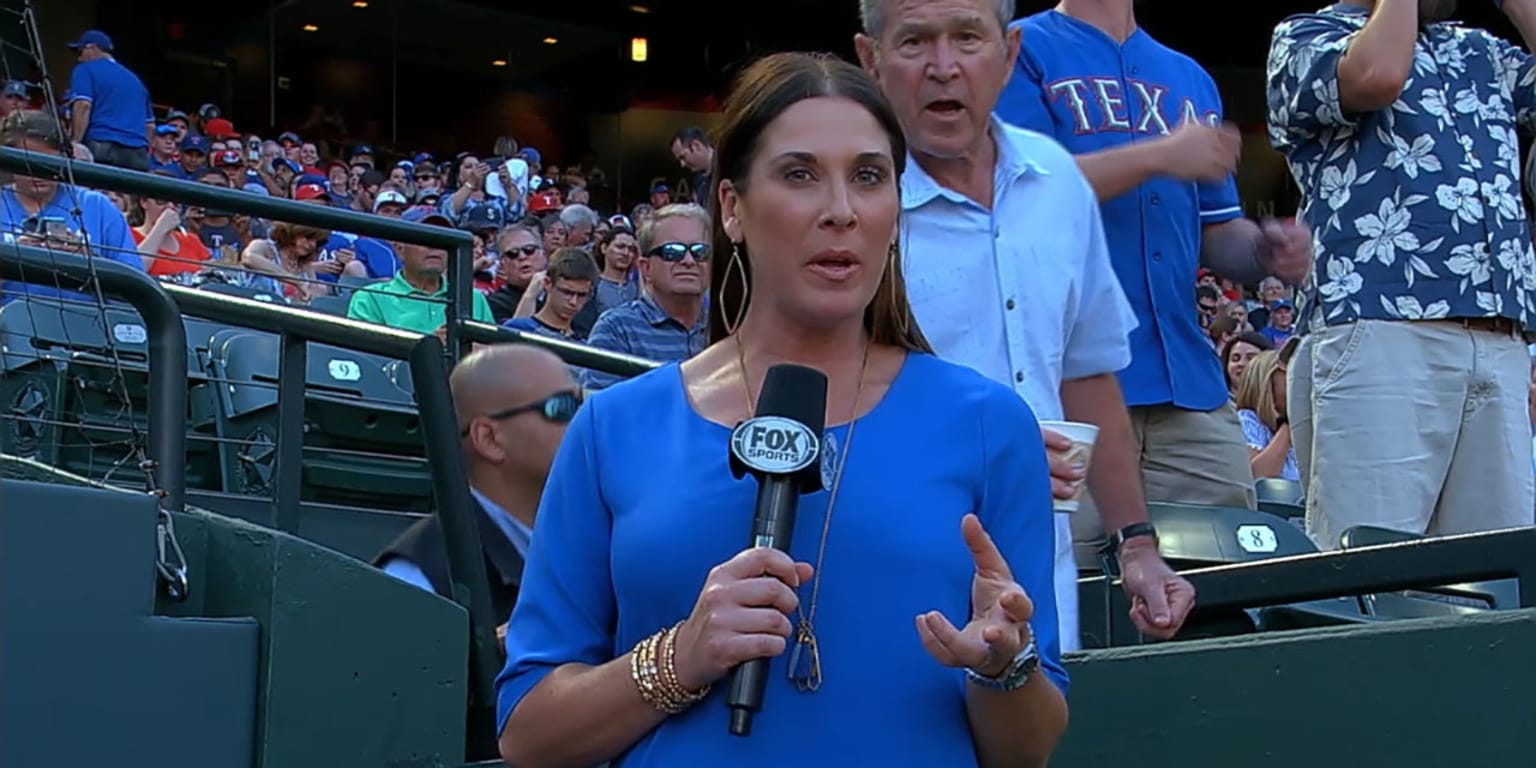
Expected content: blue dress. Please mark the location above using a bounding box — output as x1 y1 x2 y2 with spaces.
496 352 1066 766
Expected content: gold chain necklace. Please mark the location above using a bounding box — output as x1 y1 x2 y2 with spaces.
735 336 869 692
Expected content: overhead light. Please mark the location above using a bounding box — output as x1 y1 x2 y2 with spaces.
542 36 558 45
628 4 651 12
630 37 648 63
302 24 319 32
352 1 368 7
492 59 507 67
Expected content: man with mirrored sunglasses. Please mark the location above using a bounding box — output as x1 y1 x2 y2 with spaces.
486 224 548 323
375 344 579 642
583 203 712 390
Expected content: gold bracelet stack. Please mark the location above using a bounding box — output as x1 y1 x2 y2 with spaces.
630 622 710 714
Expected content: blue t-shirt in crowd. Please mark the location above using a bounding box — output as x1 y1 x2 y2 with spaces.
319 232 399 282
496 352 1065 767
68 58 153 149
0 185 144 305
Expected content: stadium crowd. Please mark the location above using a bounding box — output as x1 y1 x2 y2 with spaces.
5 0 1536 762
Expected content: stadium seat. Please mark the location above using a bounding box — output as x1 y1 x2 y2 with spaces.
307 295 351 317
1339 525 1519 611
1128 503 1359 638
1254 477 1305 521
204 330 431 512
0 297 219 489
1255 478 1304 505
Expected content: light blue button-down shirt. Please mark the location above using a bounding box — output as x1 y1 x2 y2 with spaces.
899 118 1137 421
382 487 532 593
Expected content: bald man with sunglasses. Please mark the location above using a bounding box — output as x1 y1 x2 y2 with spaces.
375 344 582 629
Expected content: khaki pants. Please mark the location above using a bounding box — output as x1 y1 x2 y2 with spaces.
1071 402 1256 564
1301 319 1534 549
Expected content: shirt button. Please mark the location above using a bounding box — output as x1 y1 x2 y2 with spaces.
1014 371 1025 383
1152 251 1163 261
1150 193 1161 205
1006 298 1017 310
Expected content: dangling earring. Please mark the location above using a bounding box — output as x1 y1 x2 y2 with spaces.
724 242 750 336
887 242 911 339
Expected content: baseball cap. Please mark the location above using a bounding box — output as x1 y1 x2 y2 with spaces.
650 181 670 193
67 30 114 51
294 173 328 187
350 144 374 159
373 189 409 212
203 118 238 140
518 147 542 166
214 149 243 167
278 131 302 146
359 168 388 188
164 108 190 124
180 135 209 154
463 205 505 233
2 81 26 99
402 206 452 227
1270 299 1295 311
412 152 435 166
271 158 302 174
607 214 633 231
294 182 331 202
198 103 221 120
154 123 179 136
415 190 442 207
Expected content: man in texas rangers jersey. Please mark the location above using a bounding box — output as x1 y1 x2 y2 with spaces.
997 0 1312 560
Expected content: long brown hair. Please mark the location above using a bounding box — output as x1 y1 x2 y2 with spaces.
706 52 931 353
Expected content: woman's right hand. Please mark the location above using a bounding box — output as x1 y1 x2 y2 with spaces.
671 548 812 692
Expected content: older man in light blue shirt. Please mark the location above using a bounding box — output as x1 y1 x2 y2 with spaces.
855 0 1195 648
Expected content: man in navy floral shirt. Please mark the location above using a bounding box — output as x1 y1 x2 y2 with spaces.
1267 0 1536 548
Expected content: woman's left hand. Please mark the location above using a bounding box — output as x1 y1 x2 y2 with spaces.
916 514 1034 677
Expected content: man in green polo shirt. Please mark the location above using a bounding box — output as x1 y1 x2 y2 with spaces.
348 207 493 334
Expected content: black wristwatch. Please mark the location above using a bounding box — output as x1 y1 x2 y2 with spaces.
1107 522 1159 554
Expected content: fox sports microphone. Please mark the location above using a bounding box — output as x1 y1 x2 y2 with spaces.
724 363 828 737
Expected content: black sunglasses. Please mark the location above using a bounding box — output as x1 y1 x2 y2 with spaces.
647 242 711 262
502 244 542 259
461 390 583 435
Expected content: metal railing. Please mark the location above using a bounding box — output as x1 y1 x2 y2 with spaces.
1083 526 1536 646
0 146 665 761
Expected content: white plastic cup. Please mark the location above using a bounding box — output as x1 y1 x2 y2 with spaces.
1039 420 1100 513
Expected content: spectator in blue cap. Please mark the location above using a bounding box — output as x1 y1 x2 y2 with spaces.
177 134 209 179
350 144 375 168
148 123 180 175
66 29 152 171
1261 299 1296 346
1 81 28 119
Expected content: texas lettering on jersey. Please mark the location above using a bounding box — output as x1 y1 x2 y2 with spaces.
1044 77 1219 136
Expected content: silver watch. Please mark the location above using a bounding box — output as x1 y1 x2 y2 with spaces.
965 640 1039 692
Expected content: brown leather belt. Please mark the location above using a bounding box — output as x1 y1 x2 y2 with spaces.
1451 317 1522 336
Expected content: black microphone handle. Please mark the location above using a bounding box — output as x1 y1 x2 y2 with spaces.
725 474 800 737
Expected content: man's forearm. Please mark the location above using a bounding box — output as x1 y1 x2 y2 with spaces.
1074 141 1167 201
1061 374 1147 533
69 103 89 144
1201 218 1268 285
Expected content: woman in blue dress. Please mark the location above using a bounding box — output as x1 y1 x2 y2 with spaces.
496 52 1068 767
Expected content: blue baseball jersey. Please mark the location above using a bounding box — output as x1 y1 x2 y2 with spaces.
997 10 1240 411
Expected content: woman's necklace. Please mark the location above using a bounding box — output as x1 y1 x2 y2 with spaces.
736 337 869 692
